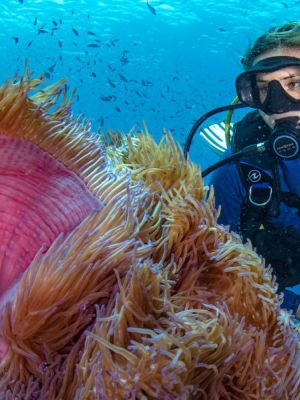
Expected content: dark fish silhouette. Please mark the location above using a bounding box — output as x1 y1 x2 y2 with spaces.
147 1 156 15
33 17 37 26
92 72 97 78
27 40 33 47
52 20 58 26
72 28 79 36
100 95 116 102
107 78 116 88
18 0 24 3
120 50 128 64
58 40 62 47
48 63 56 72
87 31 96 35
119 73 128 82
38 29 49 34
115 107 121 112
12 37 19 43
217 27 226 32
88 43 99 47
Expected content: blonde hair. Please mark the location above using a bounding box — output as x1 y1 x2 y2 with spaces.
243 22 300 69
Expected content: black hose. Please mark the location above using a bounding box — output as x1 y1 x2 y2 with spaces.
184 103 247 159
202 141 270 177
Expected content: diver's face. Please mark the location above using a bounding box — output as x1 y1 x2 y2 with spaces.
256 66 300 103
253 47 300 127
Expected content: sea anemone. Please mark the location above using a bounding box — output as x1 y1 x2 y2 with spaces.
0 70 299 399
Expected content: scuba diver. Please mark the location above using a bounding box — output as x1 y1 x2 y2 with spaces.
186 22 300 293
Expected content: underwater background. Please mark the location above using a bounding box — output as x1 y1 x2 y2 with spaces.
2 0 300 171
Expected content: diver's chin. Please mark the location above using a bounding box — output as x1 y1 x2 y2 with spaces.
259 109 300 129
271 110 300 121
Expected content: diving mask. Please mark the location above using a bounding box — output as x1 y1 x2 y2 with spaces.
236 56 300 115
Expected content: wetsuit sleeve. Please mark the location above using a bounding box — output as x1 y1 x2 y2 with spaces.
209 161 246 233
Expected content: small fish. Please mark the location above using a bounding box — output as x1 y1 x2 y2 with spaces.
107 78 116 88
33 17 37 26
48 63 56 72
115 107 121 112
72 28 79 36
119 73 128 82
18 0 24 3
38 29 49 34
59 55 62 61
13 37 19 43
92 72 97 78
95 39 101 43
147 1 156 15
44 72 51 79
87 31 95 35
52 20 58 26
120 50 129 64
27 40 33 47
100 95 116 102
88 43 99 48
141 79 151 86
217 27 226 32
58 40 62 47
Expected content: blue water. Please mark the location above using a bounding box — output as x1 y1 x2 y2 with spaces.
2 0 300 170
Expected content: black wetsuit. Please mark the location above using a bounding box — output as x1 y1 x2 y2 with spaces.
210 111 300 291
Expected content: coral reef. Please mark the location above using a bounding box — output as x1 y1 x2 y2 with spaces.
0 72 299 399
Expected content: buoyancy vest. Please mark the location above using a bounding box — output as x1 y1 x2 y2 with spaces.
231 110 300 237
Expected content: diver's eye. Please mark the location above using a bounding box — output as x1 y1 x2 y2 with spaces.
287 81 300 90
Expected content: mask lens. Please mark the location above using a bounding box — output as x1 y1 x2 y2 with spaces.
256 66 300 102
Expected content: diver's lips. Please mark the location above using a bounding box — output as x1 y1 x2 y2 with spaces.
0 135 101 298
